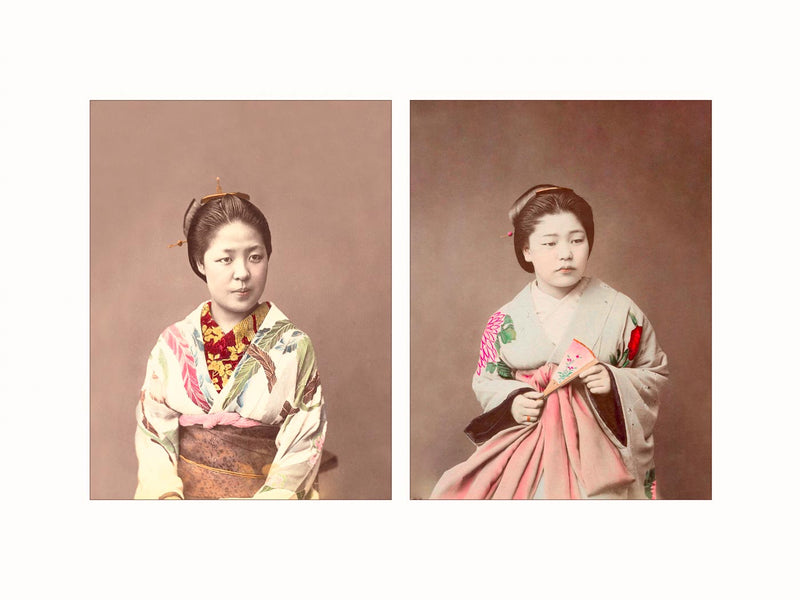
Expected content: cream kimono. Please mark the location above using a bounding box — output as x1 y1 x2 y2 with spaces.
432 277 668 499
134 302 326 499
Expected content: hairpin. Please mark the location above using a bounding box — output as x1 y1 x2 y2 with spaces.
532 186 560 195
172 178 254 248
200 176 251 204
505 185 565 237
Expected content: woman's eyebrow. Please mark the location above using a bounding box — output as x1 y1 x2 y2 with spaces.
217 245 265 253
539 230 585 237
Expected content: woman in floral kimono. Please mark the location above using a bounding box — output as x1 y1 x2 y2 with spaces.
430 185 668 500
135 181 327 500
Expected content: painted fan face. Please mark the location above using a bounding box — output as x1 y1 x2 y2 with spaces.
523 211 589 299
198 221 269 331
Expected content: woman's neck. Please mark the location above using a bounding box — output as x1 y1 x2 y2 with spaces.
534 278 579 300
209 300 260 333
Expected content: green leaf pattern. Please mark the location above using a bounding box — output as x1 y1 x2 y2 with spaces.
220 319 297 410
485 315 516 379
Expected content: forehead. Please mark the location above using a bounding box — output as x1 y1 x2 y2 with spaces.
205 221 265 250
530 212 585 236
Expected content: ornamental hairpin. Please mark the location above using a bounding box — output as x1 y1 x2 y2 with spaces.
169 177 252 248
200 176 251 204
505 185 567 238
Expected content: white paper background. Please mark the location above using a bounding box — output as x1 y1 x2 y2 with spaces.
2 0 797 597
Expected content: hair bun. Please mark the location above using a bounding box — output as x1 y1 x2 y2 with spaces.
183 198 202 237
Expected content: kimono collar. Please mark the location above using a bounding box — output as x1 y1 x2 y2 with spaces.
549 277 618 361
506 277 618 364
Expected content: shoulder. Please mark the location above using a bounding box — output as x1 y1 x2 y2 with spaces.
587 277 634 305
156 302 206 344
485 284 530 322
588 279 650 324
260 304 317 355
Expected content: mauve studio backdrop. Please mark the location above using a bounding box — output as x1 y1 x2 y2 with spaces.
410 100 711 500
91 100 391 500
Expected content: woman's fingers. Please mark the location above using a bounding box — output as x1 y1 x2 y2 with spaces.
579 365 611 393
516 397 545 411
578 365 602 378
579 365 604 381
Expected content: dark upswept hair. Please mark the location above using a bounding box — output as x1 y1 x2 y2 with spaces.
183 194 272 282
508 184 594 273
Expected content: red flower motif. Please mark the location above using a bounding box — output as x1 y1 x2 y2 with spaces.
627 325 643 361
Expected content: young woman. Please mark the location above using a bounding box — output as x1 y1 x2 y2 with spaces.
430 185 668 499
134 182 327 499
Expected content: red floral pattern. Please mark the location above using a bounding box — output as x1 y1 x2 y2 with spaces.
627 325 643 361
201 302 271 392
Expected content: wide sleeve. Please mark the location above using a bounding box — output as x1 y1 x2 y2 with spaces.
134 343 184 499
603 305 668 450
254 334 327 499
471 311 533 413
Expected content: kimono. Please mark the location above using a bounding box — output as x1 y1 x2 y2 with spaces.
134 301 326 500
431 277 668 499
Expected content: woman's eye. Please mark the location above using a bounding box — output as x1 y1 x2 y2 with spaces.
543 242 556 247
217 257 232 265
249 254 263 262
571 238 585 244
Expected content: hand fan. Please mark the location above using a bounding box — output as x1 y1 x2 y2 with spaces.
541 339 598 397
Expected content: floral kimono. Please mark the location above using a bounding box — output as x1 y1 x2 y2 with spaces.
135 301 326 500
431 277 668 500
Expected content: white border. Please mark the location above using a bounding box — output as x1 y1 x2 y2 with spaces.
3 1 798 596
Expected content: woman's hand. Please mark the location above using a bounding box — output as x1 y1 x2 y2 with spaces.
511 390 545 425
578 364 612 396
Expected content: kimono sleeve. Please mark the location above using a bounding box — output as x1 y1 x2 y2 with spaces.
604 304 669 448
255 334 326 500
134 343 184 499
471 311 532 413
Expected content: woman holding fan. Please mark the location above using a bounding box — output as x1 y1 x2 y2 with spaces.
430 185 668 500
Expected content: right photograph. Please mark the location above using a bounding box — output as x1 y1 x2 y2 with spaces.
410 100 711 500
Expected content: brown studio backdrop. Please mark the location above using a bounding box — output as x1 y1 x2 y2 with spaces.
90 100 391 499
410 100 711 500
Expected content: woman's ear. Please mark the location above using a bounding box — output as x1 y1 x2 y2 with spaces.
523 246 531 262
197 261 205 276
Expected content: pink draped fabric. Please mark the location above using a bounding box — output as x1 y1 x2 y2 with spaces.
179 412 263 429
430 363 633 499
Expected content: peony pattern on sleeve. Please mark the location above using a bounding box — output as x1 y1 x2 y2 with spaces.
476 312 516 379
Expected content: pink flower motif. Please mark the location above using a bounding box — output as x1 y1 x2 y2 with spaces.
307 434 325 468
476 312 505 375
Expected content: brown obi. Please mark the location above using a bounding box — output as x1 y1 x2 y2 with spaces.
178 424 280 499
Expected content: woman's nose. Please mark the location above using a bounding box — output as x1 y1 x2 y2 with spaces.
233 259 250 280
558 243 573 259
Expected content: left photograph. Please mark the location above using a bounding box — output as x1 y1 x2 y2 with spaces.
90 100 391 499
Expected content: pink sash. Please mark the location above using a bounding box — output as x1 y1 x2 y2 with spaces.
178 412 262 429
431 363 633 499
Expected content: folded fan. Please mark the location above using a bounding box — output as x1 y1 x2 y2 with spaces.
541 339 598 397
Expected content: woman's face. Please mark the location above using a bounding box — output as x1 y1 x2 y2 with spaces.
198 220 269 330
523 211 589 299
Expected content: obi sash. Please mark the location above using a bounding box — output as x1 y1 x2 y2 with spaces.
178 424 282 499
